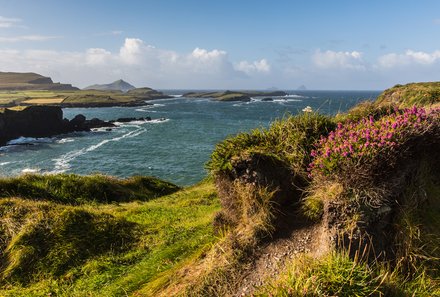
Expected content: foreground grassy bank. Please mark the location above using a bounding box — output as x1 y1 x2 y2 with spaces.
0 175 220 296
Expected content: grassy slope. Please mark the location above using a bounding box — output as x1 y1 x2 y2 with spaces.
0 176 220 297
376 81 440 107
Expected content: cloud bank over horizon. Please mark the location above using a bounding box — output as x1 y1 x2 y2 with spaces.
1 37 440 90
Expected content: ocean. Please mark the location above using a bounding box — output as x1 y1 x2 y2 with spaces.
0 90 381 186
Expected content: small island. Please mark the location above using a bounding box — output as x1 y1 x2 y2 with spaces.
183 90 288 101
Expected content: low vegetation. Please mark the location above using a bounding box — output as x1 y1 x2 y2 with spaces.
183 90 287 101
0 173 180 204
0 179 220 296
376 81 440 107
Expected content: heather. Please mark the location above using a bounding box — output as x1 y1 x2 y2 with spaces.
310 106 440 188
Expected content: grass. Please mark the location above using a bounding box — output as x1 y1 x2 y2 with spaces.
255 252 440 296
0 173 180 204
21 98 65 104
0 179 221 296
0 89 168 108
376 82 440 107
207 112 335 179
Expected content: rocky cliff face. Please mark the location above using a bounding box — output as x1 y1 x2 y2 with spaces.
0 106 65 145
0 106 114 146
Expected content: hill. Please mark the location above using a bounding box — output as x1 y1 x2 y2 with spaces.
84 79 136 92
0 72 78 91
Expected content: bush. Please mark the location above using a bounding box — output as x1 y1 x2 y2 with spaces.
208 112 336 180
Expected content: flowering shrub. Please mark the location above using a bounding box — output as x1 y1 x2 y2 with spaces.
309 106 440 179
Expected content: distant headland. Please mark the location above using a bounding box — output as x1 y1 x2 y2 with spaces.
0 72 171 108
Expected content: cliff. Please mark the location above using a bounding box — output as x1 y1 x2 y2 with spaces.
0 106 114 146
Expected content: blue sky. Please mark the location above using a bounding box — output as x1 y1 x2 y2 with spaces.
1 0 440 89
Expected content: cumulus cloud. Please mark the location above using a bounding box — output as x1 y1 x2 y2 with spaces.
312 50 365 70
235 59 271 74
85 48 112 65
378 50 440 68
0 38 269 88
0 35 61 42
0 16 22 28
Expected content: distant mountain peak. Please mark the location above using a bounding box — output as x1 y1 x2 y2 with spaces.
84 79 136 92
297 85 307 90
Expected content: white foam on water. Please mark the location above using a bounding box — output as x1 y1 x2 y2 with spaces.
57 138 75 144
0 161 11 166
148 118 169 124
114 118 169 125
22 168 40 174
135 108 158 113
52 126 147 173
283 94 307 98
7 137 53 145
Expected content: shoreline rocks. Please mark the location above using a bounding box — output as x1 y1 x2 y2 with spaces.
0 106 165 147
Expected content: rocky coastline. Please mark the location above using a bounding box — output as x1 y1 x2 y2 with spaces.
0 106 158 147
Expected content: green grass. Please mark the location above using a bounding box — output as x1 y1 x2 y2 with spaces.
0 173 180 204
0 179 221 296
255 252 440 297
376 82 440 107
207 112 335 180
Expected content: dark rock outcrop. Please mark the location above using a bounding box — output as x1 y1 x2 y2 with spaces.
0 106 115 146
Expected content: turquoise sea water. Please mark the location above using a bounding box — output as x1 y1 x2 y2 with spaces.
0 90 381 186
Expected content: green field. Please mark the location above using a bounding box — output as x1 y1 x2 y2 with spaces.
0 89 169 108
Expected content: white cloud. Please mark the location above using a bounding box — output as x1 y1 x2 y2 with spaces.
312 50 365 70
119 38 156 64
378 50 440 68
235 59 271 74
0 38 269 88
0 16 22 28
85 48 112 65
0 35 61 42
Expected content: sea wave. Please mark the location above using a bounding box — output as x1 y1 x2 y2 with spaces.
283 94 307 98
21 168 40 174
57 138 75 144
7 136 53 145
52 126 147 173
0 161 12 166
114 118 169 125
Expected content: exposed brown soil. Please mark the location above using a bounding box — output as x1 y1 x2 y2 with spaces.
234 208 329 296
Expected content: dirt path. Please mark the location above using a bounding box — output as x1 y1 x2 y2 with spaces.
234 209 328 296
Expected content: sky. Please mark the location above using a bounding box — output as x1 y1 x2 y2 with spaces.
1 0 440 90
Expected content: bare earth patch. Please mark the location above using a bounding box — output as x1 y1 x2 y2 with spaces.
234 208 329 296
